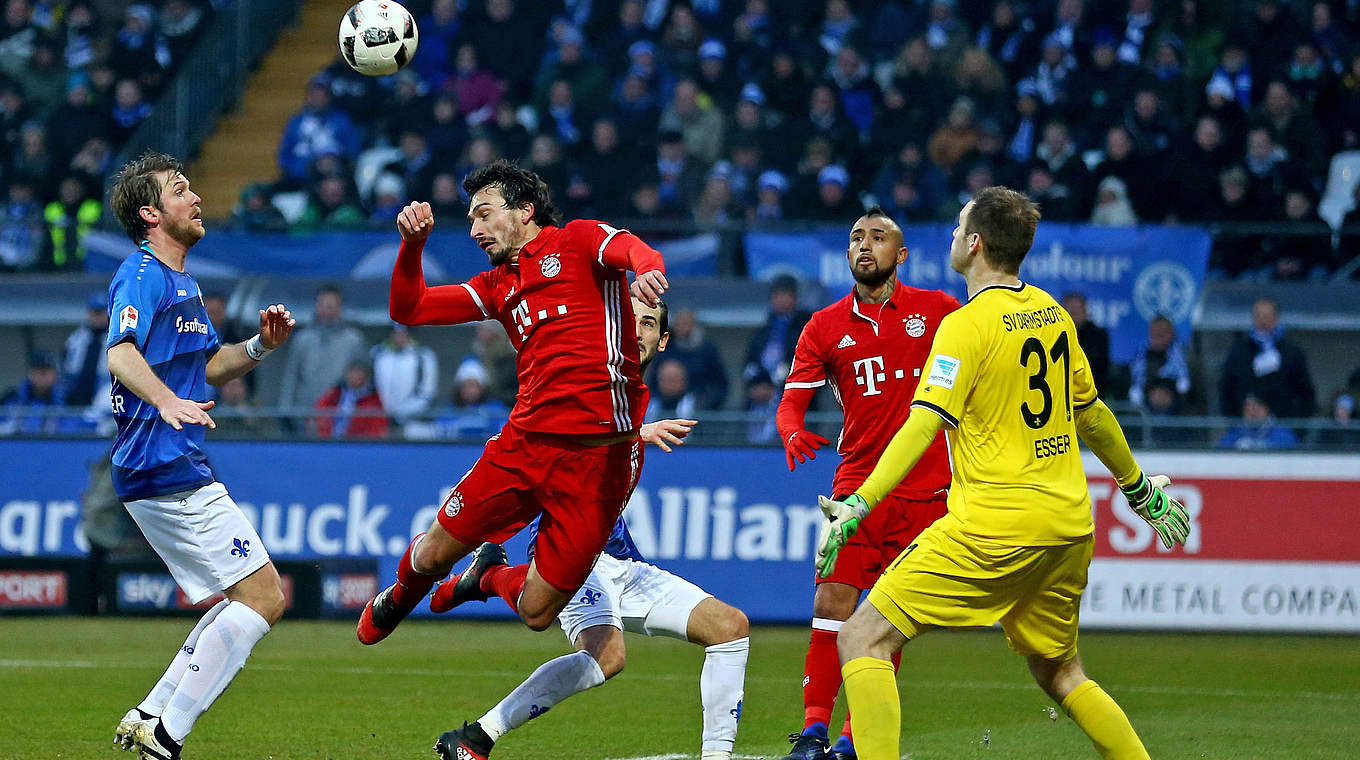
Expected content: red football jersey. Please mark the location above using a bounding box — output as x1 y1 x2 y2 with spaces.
780 285 960 500
391 219 662 435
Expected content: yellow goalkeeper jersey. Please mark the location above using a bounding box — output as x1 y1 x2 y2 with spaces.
911 282 1098 545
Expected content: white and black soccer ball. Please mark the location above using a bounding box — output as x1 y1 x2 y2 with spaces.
338 0 418 77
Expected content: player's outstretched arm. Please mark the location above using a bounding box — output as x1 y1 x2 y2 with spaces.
595 226 668 306
1074 399 1191 549
108 342 215 430
640 418 698 452
389 202 492 326
206 304 295 385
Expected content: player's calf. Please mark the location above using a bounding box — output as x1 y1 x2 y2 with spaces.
358 532 454 645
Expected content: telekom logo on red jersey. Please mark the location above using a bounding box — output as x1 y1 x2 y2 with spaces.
852 356 887 396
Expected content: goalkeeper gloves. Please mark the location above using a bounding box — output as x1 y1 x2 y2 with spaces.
1122 473 1191 550
784 429 829 471
815 493 871 578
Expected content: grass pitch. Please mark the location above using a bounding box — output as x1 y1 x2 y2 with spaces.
2 617 1356 759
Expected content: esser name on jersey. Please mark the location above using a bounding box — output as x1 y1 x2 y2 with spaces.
1033 433 1072 459
1001 305 1065 332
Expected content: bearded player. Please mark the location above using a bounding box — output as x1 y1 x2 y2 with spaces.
357 160 667 646
776 207 959 760
428 297 749 760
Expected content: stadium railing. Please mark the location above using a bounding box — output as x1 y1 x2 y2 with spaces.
3 405 1357 450
106 0 304 192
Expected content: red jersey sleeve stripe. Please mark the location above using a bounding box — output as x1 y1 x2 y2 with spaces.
596 223 626 266
785 380 826 389
460 282 489 318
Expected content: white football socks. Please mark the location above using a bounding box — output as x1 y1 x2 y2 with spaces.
160 601 272 742
137 599 230 717
700 637 749 755
479 651 606 741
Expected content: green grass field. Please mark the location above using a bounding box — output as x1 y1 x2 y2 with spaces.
2 617 1356 759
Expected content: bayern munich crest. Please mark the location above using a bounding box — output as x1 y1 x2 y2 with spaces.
443 491 463 518
540 254 562 278
904 314 927 338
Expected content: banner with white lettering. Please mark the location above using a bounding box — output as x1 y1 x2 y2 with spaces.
2 443 1355 630
744 224 1210 364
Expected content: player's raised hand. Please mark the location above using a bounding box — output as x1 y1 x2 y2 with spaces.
1121 474 1191 550
815 493 871 578
783 429 829 471
641 418 698 452
258 303 295 349
159 397 216 431
631 270 668 307
397 201 434 243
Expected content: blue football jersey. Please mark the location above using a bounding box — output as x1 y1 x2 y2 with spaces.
106 244 222 501
525 514 645 563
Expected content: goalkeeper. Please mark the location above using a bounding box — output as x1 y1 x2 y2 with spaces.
819 187 1189 760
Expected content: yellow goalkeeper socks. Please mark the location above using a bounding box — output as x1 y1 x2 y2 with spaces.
841 657 899 760
1061 680 1151 760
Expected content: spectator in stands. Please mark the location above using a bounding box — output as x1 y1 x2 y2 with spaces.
750 170 787 222
1034 119 1093 216
1339 184 1360 276
424 96 469 167
1253 79 1324 177
655 128 704 216
279 284 368 417
414 0 461 89
662 308 729 410
1129 315 1192 409
694 164 742 223
660 78 725 165
1030 32 1076 110
0 78 26 157
1144 377 1202 447
1006 79 1044 166
928 96 981 178
378 71 432 144
43 175 100 271
1062 292 1110 393
744 363 779 443
1069 28 1136 144
697 38 741 112
213 376 277 437
1125 87 1177 162
20 37 64 117
1319 367 1360 447
647 358 697 422
535 26 609 117
1263 187 1331 279
658 3 702 77
1239 0 1299 85
596 0 649 69
1175 115 1233 219
160 0 209 64
382 129 435 201
467 0 543 99
314 360 388 439
469 321 518 405
0 178 43 270
294 174 365 232
368 173 406 223
0 350 79 435
610 66 661 149
109 4 169 91
0 0 37 81
1024 163 1079 221
1199 74 1248 155
887 37 948 141
277 74 361 188
829 45 880 138
232 183 288 232
62 291 109 407
1218 394 1299 450
46 73 107 159
12 121 53 197
1220 297 1316 419
1335 52 1360 152
537 79 588 151
475 100 528 161
872 141 946 223
1090 176 1138 226
428 172 463 220
435 358 509 441
62 2 99 70
109 78 153 145
805 164 859 221
1208 165 1269 277
371 322 438 425
746 274 812 386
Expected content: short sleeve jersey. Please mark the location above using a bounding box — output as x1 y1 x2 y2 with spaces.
784 285 960 500
106 244 222 501
911 283 1098 544
461 220 647 435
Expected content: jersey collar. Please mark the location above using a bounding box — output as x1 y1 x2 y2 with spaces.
970 281 1026 300
848 282 907 335
518 225 558 260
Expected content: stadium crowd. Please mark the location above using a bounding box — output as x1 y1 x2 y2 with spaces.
255 0 1360 279
0 0 213 271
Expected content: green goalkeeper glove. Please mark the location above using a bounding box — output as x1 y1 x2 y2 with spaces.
1122 473 1191 550
815 494 871 578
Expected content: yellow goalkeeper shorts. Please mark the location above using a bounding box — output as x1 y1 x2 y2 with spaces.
867 517 1094 660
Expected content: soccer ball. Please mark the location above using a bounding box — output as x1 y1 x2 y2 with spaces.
338 0 418 77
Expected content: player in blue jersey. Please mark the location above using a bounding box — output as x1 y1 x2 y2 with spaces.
104 152 295 760
427 296 750 760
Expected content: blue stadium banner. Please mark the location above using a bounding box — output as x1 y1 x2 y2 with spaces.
84 230 718 281
0 439 832 623
745 224 1211 364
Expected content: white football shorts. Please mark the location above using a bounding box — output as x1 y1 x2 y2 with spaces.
123 481 271 604
558 553 712 644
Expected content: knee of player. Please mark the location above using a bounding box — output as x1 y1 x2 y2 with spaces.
714 607 749 642
260 584 287 625
590 646 626 679
836 616 870 662
522 610 557 631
